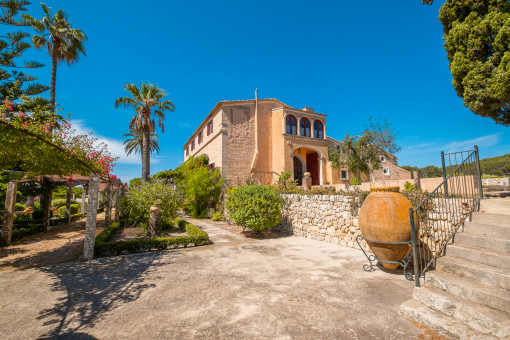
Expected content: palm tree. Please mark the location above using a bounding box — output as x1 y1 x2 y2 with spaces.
123 127 160 160
115 82 174 182
23 3 87 112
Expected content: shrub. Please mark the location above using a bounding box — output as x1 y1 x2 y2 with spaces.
14 203 25 211
122 179 180 230
403 181 417 192
176 218 187 230
58 203 80 216
51 198 79 208
161 218 174 231
12 224 44 242
184 166 223 218
32 208 44 220
212 212 224 221
225 185 283 234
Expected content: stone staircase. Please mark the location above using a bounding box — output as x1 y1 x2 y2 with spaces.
401 199 510 339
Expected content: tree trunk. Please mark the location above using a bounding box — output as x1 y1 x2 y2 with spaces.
1 181 17 247
141 124 150 182
104 187 111 229
42 190 52 231
83 173 99 260
50 38 59 113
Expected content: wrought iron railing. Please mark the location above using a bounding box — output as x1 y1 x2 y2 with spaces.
409 146 483 286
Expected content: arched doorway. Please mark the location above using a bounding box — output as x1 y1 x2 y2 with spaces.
293 156 303 185
306 152 320 185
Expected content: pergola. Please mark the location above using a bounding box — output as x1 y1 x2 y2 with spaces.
1 173 125 260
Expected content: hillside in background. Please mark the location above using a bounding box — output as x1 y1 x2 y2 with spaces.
402 153 510 178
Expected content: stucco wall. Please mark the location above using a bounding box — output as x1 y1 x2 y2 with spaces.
184 109 223 163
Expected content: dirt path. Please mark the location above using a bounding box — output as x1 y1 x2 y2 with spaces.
0 212 110 270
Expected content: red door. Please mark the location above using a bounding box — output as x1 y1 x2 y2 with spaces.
306 152 319 185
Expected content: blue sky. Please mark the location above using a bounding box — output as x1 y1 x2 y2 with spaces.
20 0 510 183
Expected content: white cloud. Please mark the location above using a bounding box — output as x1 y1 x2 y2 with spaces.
401 133 501 155
70 119 160 165
443 133 501 153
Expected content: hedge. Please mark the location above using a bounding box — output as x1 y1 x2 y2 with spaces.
12 224 44 242
58 204 80 217
94 219 209 257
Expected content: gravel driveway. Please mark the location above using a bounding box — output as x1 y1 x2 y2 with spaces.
0 220 439 339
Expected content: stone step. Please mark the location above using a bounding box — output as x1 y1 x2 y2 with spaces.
400 299 497 340
455 232 510 253
463 221 510 239
446 243 510 270
413 286 510 338
436 256 510 290
471 212 510 227
480 199 510 215
424 271 510 313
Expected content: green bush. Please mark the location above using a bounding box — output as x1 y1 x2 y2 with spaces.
12 224 44 242
58 203 80 216
94 220 209 257
212 212 224 221
70 213 84 221
51 198 79 208
32 208 44 220
122 179 180 230
34 200 40 209
225 185 283 234
403 181 418 192
176 218 186 230
14 203 25 211
184 166 223 218
161 218 174 231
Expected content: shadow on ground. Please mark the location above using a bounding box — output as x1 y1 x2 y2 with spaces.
35 252 163 339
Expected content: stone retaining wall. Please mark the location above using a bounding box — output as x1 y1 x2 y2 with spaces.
277 194 369 251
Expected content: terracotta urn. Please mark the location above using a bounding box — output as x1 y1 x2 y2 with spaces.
358 187 416 269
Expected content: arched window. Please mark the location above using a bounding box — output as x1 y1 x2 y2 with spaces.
300 117 310 137
313 120 323 138
286 115 297 135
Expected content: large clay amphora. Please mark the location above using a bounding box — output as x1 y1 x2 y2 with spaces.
358 187 415 270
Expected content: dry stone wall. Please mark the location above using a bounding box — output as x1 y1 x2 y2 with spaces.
277 194 369 252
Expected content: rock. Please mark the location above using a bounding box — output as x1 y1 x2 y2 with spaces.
327 226 336 236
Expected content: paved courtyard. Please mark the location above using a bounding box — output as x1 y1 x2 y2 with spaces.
0 220 439 339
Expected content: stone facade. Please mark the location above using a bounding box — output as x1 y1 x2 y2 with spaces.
277 194 370 252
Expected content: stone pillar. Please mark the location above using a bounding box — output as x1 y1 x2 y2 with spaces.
1 181 18 246
303 172 312 190
42 190 52 231
25 196 35 209
413 171 421 190
83 173 100 260
104 186 111 229
114 187 121 220
66 186 72 223
147 205 161 237
81 187 87 217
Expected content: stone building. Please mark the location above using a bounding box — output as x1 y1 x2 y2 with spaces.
183 98 410 186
